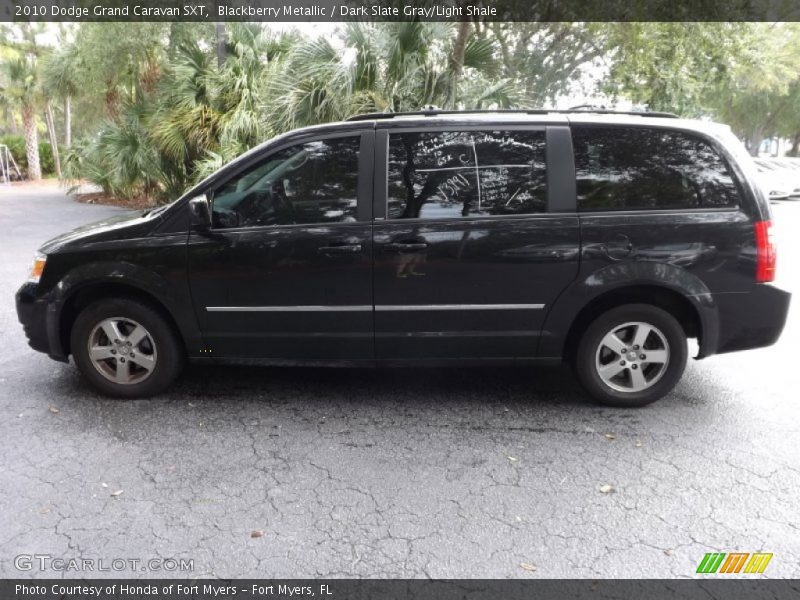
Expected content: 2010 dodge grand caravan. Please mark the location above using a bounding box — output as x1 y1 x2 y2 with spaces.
16 109 792 407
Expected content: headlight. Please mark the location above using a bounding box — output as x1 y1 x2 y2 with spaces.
28 253 47 283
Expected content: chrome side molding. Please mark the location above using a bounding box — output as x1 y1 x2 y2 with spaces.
206 303 545 312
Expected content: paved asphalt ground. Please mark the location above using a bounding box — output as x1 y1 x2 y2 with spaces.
0 183 798 579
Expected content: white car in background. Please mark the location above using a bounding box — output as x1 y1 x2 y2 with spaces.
767 158 800 188
753 158 800 200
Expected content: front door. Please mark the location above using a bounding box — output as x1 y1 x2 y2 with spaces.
187 132 374 360
372 126 580 360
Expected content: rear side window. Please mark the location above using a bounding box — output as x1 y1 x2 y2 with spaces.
572 126 741 211
387 130 547 220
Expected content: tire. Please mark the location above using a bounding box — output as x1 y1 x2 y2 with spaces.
575 304 688 407
70 298 184 398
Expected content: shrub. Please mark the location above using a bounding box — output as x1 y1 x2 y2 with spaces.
38 141 56 175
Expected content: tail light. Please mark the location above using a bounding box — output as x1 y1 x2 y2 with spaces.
754 220 776 283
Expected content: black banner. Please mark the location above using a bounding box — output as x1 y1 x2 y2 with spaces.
2 0 800 22
3 580 800 600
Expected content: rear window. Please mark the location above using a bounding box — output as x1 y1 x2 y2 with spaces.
387 130 547 220
572 126 741 211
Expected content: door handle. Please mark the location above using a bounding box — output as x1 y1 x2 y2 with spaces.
383 242 429 253
318 244 362 255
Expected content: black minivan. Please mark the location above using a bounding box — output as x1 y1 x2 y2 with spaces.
16 109 791 406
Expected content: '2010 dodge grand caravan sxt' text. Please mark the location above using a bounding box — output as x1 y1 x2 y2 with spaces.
16 109 792 407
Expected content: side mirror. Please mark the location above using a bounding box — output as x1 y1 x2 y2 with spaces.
188 194 211 229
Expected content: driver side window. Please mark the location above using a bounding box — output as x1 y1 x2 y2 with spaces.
212 136 361 228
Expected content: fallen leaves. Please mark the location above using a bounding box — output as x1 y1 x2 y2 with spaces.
250 530 265 538
604 433 616 440
110 490 124 497
519 562 537 572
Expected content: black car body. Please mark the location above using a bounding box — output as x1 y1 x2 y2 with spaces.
16 110 792 406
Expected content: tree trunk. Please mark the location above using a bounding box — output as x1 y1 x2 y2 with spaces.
747 131 764 157
44 102 62 178
105 82 120 119
446 21 472 109
21 105 41 181
215 21 227 69
789 131 800 157
64 95 72 148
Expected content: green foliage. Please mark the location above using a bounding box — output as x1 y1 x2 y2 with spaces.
602 23 748 115
63 102 165 200
602 23 800 154
1 55 39 106
488 22 610 105
261 21 518 136
708 24 800 152
0 24 46 179
37 140 56 175
40 42 80 99
7 22 800 198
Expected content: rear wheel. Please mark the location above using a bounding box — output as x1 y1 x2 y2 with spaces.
575 304 688 407
70 298 183 398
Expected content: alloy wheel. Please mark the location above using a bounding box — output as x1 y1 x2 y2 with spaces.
594 321 670 393
87 317 158 385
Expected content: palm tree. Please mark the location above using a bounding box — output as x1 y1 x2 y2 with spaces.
41 42 81 148
54 22 526 201
190 24 298 178
1 54 42 180
151 41 222 195
261 22 516 134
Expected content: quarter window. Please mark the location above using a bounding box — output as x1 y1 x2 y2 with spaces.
212 136 360 228
387 130 547 220
572 126 740 211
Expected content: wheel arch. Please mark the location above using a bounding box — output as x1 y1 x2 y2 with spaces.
560 285 705 364
59 281 186 358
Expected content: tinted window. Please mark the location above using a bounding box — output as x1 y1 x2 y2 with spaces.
572 126 740 211
387 130 547 220
212 136 360 228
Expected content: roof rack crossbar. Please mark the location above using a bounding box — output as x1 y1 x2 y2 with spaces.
345 108 679 121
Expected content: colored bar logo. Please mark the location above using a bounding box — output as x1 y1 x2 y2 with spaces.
696 552 772 574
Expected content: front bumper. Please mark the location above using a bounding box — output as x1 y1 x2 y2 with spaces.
714 284 792 355
15 282 68 362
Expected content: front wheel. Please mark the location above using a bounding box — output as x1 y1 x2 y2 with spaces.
575 304 688 407
71 298 184 398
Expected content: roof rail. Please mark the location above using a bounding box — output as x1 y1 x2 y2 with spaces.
345 107 679 121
